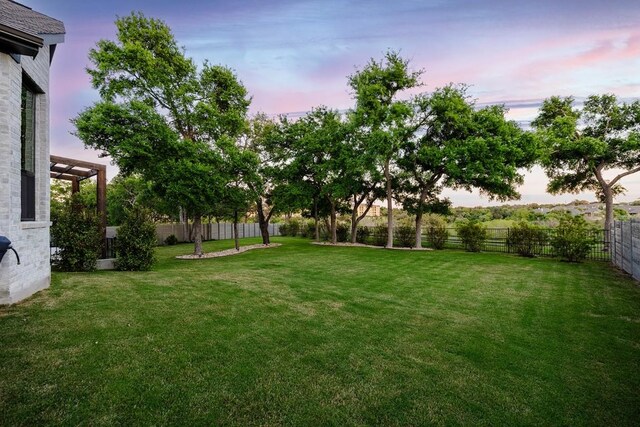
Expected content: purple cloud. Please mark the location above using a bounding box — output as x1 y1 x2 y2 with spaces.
18 0 640 204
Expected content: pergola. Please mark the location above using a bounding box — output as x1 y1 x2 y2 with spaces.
50 155 107 256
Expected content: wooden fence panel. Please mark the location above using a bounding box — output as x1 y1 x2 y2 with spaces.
110 222 283 246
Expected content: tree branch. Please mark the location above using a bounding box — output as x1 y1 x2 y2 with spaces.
593 163 607 188
611 166 640 186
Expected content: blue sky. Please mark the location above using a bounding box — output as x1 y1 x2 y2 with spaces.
26 0 640 205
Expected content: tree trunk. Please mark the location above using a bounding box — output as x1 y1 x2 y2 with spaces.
193 214 203 256
415 210 423 249
603 185 613 251
233 209 240 251
313 197 320 242
259 221 270 245
256 198 270 245
385 158 393 248
414 189 428 249
350 205 358 244
180 207 189 243
323 218 331 239
330 200 337 244
351 195 374 244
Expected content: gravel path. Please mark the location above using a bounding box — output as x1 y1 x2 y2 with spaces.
176 243 282 259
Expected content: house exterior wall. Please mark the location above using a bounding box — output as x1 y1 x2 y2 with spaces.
0 46 52 304
356 204 382 217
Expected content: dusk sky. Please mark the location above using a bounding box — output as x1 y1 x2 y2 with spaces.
25 0 640 206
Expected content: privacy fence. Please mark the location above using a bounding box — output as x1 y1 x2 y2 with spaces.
610 220 640 281
53 222 282 261
106 222 282 247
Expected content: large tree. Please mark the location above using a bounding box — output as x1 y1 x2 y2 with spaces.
241 113 291 245
213 139 259 251
349 51 424 248
533 94 640 242
343 121 386 243
73 13 250 255
397 85 538 248
280 107 350 243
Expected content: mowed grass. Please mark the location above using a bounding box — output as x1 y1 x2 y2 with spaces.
1 237 639 426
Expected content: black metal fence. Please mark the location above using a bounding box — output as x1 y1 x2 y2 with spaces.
352 226 610 261
442 228 609 261
104 237 116 259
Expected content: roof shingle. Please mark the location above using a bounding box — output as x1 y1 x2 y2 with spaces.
0 0 65 37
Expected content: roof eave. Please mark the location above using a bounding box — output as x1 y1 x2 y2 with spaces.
0 22 43 57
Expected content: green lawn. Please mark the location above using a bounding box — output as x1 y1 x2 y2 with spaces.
1 237 639 426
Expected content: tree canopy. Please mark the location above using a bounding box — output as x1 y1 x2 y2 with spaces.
348 51 424 247
72 15 630 254
397 84 537 247
533 94 640 239
73 13 250 255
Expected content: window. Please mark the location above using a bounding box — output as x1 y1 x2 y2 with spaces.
21 82 36 221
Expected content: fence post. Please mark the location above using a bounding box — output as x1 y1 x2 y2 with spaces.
630 219 635 279
611 222 615 266
633 220 640 281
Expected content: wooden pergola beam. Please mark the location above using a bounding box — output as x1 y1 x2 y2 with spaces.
49 172 76 181
50 165 95 177
50 155 106 171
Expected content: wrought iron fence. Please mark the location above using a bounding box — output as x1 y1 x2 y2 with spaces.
442 228 609 261
355 226 610 261
104 237 116 259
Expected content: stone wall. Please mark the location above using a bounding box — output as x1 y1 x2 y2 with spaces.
0 46 52 304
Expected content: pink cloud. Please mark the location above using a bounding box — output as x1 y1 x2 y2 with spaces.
249 85 351 116
515 30 640 83
620 33 640 59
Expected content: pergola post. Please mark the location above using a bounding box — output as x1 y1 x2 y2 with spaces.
96 167 107 258
71 176 80 194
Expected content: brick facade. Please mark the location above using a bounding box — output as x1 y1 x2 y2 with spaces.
0 46 53 304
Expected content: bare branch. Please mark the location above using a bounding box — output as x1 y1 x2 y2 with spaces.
611 166 640 186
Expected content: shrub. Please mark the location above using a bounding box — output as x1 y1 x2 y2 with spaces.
372 225 388 247
164 234 179 245
51 196 102 272
507 221 547 257
300 220 316 238
356 226 371 244
425 216 449 249
280 219 300 237
336 223 350 242
115 205 157 271
318 222 329 241
551 216 593 262
394 225 415 248
456 220 487 252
